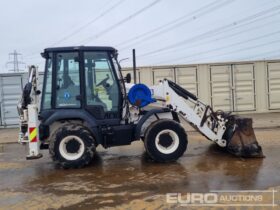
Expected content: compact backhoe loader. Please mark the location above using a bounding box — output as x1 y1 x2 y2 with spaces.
18 46 263 168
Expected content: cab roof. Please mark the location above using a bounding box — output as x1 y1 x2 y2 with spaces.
43 46 117 53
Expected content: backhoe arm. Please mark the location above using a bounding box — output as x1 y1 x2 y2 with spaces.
18 66 42 159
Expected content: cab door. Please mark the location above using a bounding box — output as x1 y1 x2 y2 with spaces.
84 51 121 120
55 52 81 108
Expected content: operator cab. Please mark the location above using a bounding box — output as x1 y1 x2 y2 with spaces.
40 46 124 121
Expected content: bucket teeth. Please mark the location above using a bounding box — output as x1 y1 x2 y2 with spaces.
224 117 264 158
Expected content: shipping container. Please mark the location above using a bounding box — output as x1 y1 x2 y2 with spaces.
1 59 280 127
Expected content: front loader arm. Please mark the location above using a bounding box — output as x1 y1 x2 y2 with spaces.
146 79 263 157
150 79 228 147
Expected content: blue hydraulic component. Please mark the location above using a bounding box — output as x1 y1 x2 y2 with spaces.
128 84 156 108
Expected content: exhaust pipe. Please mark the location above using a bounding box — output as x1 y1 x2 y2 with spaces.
132 49 137 84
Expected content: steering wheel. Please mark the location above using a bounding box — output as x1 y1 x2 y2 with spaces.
96 74 110 87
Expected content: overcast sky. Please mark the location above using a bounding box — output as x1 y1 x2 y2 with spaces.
0 0 280 72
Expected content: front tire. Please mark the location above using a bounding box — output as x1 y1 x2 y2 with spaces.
49 124 95 169
144 119 187 162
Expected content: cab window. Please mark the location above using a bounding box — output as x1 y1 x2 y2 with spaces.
41 54 53 110
84 52 119 112
55 52 81 108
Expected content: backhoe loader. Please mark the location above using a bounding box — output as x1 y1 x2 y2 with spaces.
18 46 263 168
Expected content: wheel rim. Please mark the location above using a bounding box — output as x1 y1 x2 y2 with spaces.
59 135 85 161
155 129 180 154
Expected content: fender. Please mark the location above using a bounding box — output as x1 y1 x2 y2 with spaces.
134 108 179 140
39 109 101 144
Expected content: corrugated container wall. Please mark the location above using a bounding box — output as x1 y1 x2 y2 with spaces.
0 59 279 127
0 72 44 127
122 59 280 114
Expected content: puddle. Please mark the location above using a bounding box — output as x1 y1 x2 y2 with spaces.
0 130 279 209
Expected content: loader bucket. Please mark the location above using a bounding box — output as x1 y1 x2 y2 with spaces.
225 117 264 158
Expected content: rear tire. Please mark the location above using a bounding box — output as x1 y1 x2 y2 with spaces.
49 124 95 169
144 119 187 162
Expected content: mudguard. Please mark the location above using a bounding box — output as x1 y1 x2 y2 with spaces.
134 108 178 140
39 109 102 144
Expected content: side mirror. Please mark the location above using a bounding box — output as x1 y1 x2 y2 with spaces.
125 73 131 83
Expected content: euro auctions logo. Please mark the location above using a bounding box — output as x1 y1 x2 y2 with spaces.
167 193 218 205
166 190 278 207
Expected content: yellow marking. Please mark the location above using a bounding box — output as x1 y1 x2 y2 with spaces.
166 95 170 102
30 128 37 142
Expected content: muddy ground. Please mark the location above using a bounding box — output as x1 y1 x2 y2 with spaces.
0 128 279 210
